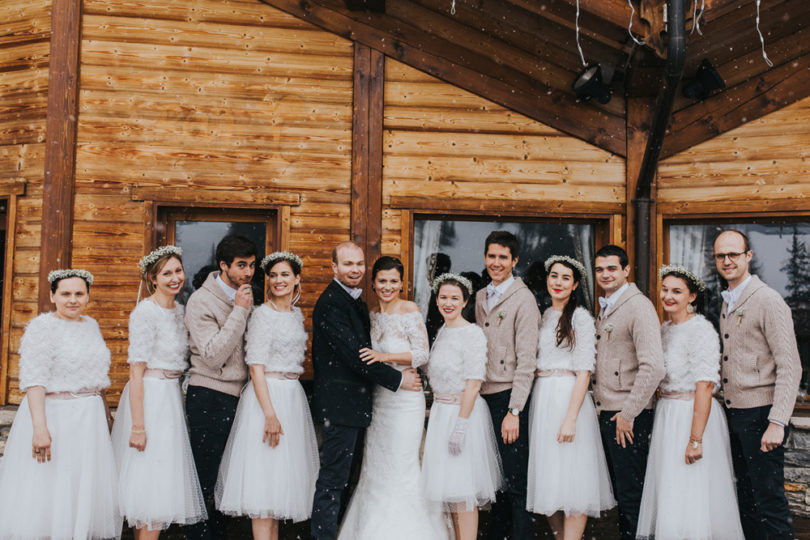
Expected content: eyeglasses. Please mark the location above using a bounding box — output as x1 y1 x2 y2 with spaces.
712 251 748 263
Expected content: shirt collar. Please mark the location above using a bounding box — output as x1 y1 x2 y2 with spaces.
490 275 514 296
334 278 363 300
601 282 629 314
722 274 752 311
216 274 238 303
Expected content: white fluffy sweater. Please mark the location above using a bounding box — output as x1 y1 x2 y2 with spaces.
244 305 307 373
19 313 111 393
660 314 721 393
127 299 189 371
428 324 488 395
536 307 596 372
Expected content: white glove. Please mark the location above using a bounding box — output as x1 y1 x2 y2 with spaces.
448 416 469 456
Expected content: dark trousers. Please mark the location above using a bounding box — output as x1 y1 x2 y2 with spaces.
482 390 534 540
726 405 794 540
311 424 364 540
185 385 240 540
599 409 653 540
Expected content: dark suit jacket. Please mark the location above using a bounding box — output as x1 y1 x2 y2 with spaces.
312 280 402 427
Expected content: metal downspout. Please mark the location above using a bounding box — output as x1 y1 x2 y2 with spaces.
633 0 686 295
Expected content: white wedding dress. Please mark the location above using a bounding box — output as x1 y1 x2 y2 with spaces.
338 311 450 540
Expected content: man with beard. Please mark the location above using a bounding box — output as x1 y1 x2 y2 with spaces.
185 234 257 540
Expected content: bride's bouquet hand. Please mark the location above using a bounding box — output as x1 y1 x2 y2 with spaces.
359 348 386 365
263 414 284 448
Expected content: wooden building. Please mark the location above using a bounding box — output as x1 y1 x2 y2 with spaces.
1 0 810 406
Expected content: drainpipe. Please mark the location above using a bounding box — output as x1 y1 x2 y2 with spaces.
633 0 686 296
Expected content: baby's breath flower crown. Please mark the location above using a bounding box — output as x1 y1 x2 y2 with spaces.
544 255 587 280
260 251 303 273
432 272 473 296
659 264 707 292
47 269 94 285
138 245 183 275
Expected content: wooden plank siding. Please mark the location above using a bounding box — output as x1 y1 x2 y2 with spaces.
5 0 356 404
380 59 626 278
0 0 51 404
658 95 810 213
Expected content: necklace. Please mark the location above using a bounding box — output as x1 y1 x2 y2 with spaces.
267 299 292 312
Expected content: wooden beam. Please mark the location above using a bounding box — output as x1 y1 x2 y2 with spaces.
259 0 627 156
389 196 624 216
351 44 385 296
129 187 301 206
0 194 19 404
39 0 81 313
0 181 26 197
662 51 810 157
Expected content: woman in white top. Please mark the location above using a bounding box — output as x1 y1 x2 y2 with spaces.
636 266 743 539
0 269 121 540
339 256 449 540
111 246 206 537
215 251 319 540
526 255 615 539
421 273 502 540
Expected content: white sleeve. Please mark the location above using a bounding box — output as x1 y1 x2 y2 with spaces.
245 308 269 367
18 316 53 391
463 326 488 381
571 308 596 372
690 319 721 386
405 314 430 368
127 303 154 365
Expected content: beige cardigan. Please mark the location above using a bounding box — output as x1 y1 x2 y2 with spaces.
185 272 251 396
593 283 665 420
720 275 801 425
475 276 541 412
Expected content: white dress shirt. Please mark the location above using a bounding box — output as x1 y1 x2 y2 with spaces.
486 275 515 312
599 282 629 318
216 274 238 304
721 274 752 313
334 278 363 300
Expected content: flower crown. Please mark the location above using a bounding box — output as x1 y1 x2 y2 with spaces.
138 245 183 275
544 255 587 280
260 251 303 272
432 272 473 295
47 269 94 285
659 264 707 292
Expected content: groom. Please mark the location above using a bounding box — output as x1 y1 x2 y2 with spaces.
310 241 423 540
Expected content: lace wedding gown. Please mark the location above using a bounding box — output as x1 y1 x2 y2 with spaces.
338 311 450 540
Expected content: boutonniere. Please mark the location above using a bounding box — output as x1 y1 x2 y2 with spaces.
603 324 614 339
736 309 745 326
497 310 507 326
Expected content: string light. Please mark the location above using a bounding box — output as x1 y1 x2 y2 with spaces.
626 0 646 46
575 0 587 67
690 0 705 36
755 0 774 67
450 0 456 16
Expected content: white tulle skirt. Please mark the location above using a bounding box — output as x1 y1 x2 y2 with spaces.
338 385 450 540
637 397 744 540
421 396 502 512
215 377 319 521
111 377 206 530
0 393 121 540
526 375 615 517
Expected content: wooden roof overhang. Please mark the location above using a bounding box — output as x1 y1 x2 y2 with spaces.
259 0 810 159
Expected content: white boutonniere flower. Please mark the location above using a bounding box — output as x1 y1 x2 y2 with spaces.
736 309 745 326
497 310 507 326
603 324 614 340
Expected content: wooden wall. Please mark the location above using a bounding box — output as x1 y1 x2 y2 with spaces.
0 0 51 404
380 59 626 272
5 0 355 403
658 94 810 214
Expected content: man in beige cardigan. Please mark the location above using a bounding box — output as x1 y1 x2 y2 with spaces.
475 230 540 540
593 244 664 540
185 234 256 540
714 229 801 539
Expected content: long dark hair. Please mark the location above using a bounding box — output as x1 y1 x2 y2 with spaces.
548 260 583 350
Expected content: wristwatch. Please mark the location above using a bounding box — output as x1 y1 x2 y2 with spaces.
508 408 520 416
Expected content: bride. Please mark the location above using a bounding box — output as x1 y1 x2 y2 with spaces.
338 256 449 540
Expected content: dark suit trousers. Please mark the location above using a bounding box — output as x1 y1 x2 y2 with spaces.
185 385 239 540
482 390 534 540
311 423 364 540
599 409 653 540
727 405 794 540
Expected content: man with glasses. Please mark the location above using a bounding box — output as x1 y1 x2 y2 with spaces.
714 229 801 539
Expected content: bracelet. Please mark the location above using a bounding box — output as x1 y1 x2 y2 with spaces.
690 436 702 443
131 429 146 435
